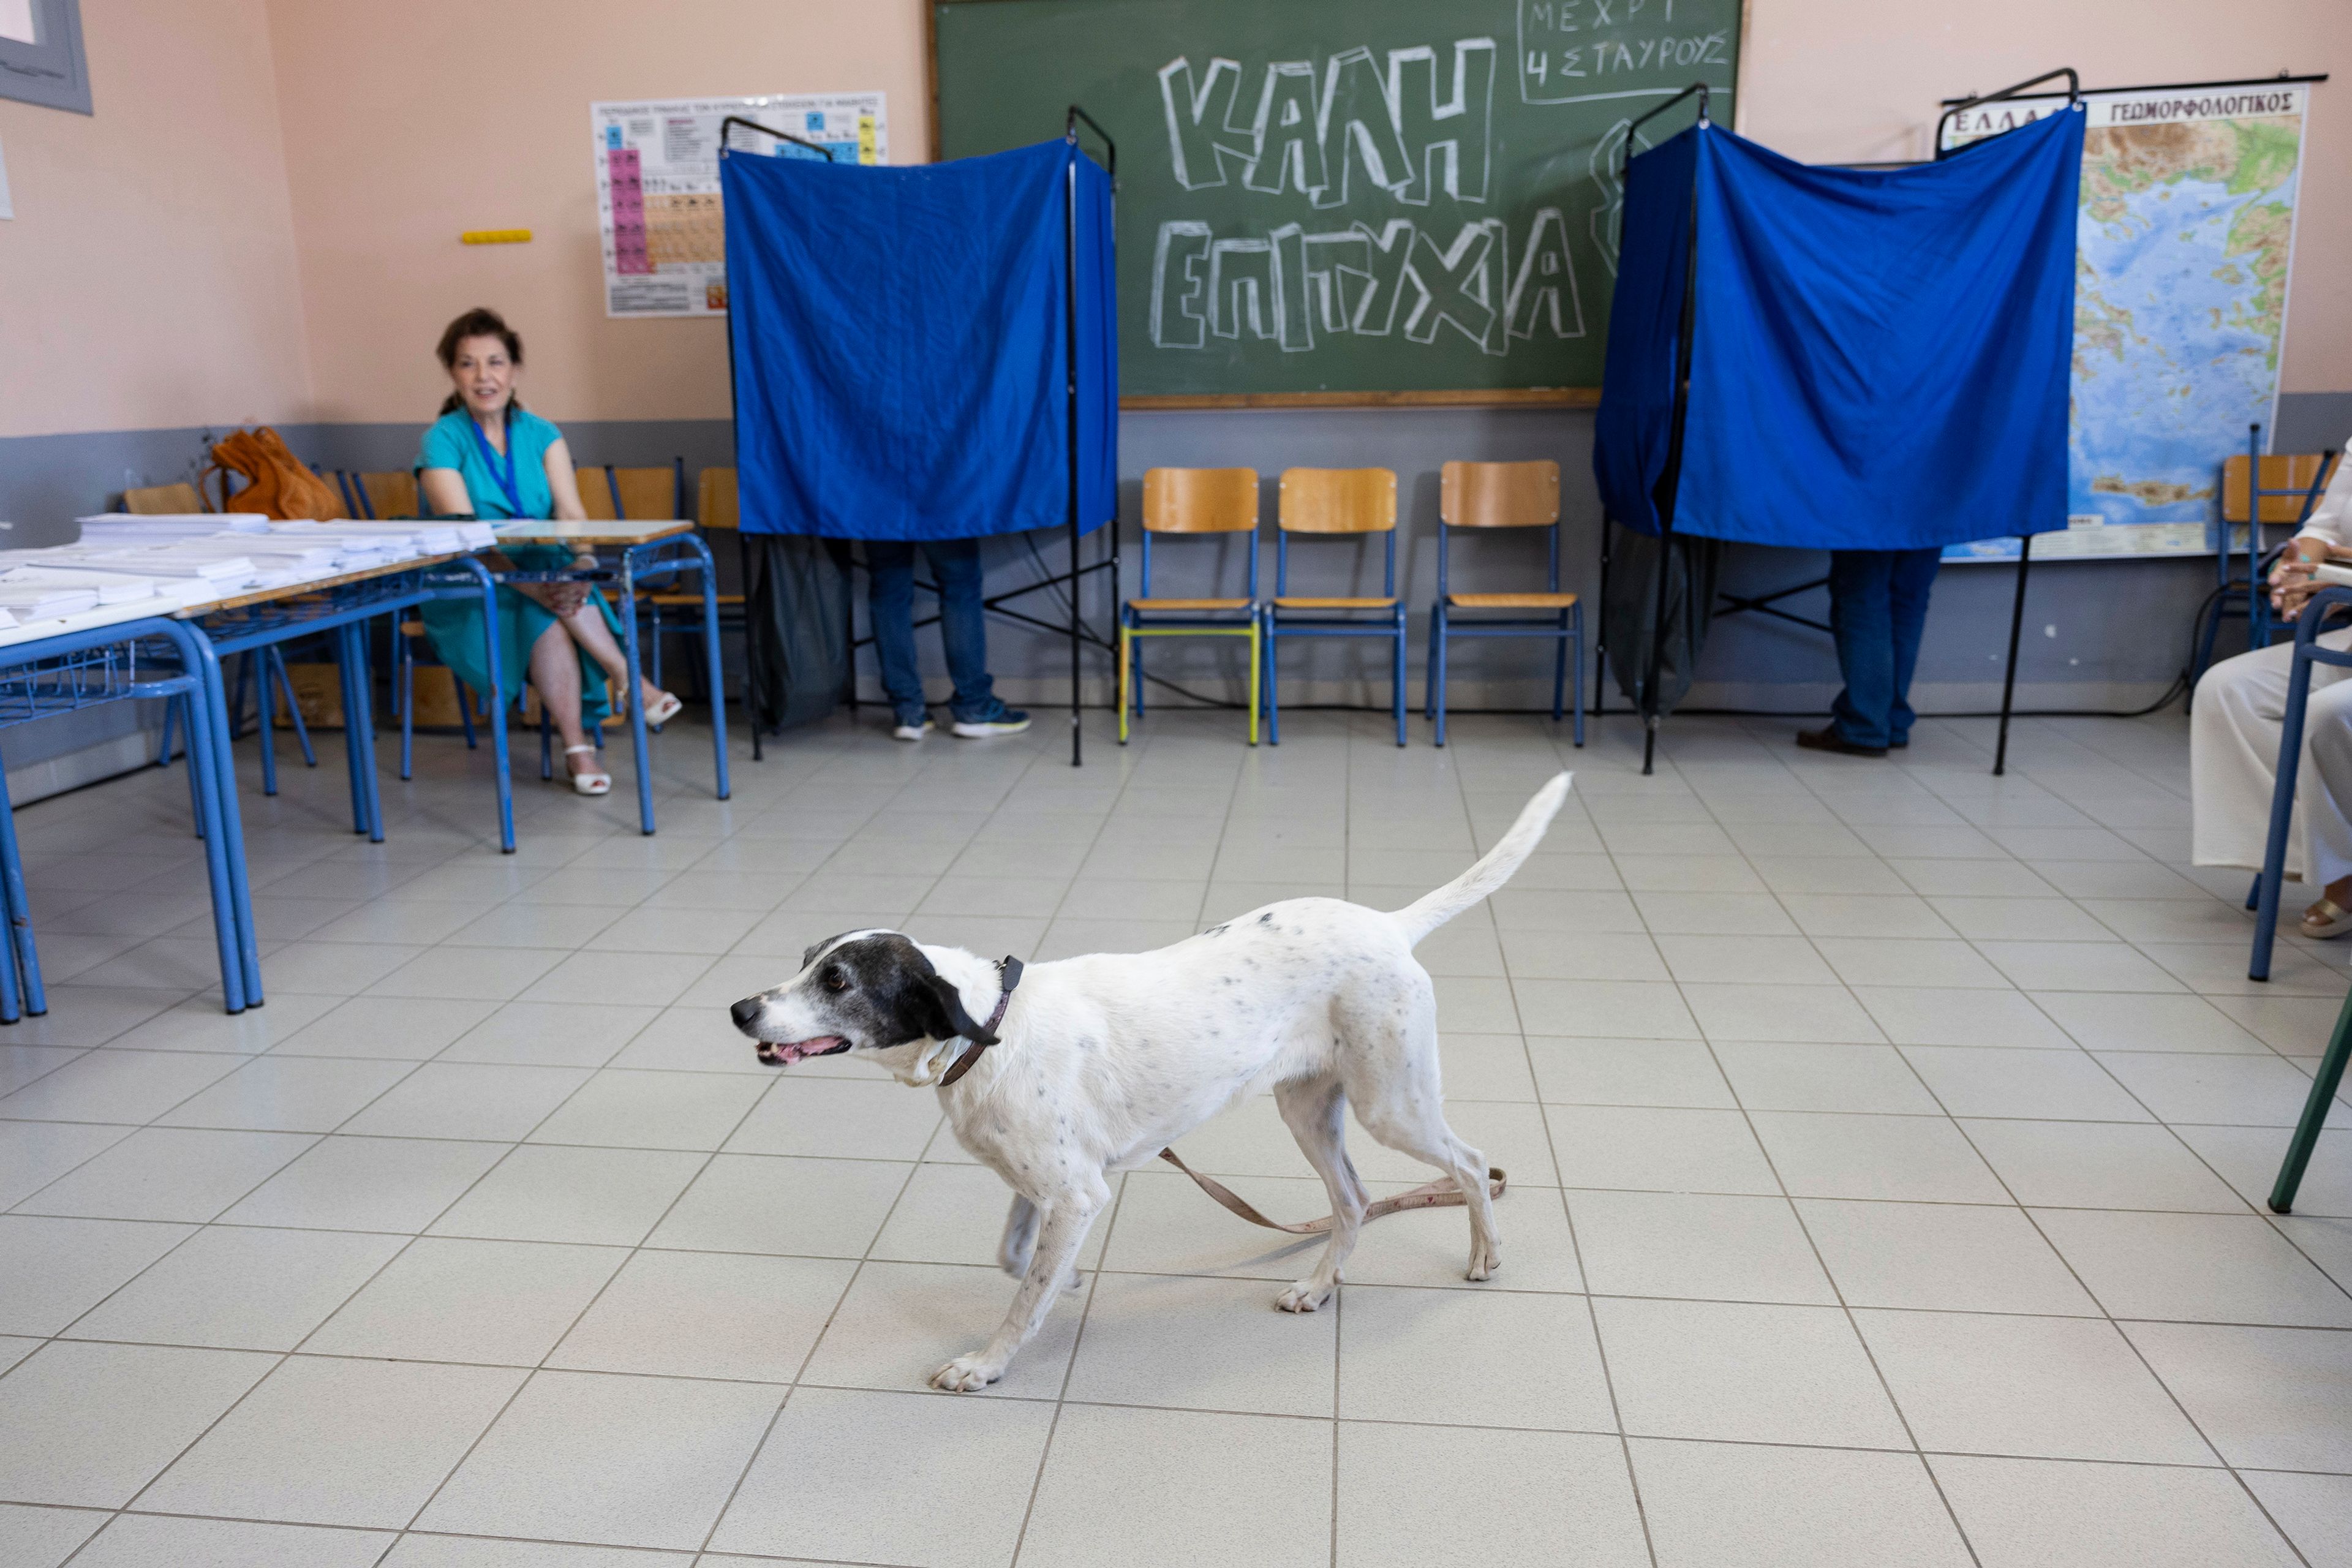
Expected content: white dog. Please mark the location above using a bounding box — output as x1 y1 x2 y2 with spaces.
731 771 1572 1391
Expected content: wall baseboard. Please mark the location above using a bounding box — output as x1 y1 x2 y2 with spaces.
7 728 162 807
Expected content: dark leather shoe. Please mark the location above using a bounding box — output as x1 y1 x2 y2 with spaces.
1797 725 1888 758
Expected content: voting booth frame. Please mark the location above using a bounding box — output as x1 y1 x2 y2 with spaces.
1605 72 2078 779
718 108 1120 767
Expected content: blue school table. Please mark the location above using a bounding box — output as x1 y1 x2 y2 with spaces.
0 613 259 1013
484 519 730 836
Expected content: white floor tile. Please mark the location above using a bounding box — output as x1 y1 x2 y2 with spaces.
708 1385 1053 1566
1335 1422 1649 1568
1597 1295 1907 1446
1796 1198 2099 1314
414 1369 780 1551
645 1152 910 1257
301 1237 627 1365
2034 1210 2352 1327
1931 1453 2300 1567
1016 1404 1333 1568
219 1134 508 1233
0 1504 104 1568
426 1145 704 1247
62 1224 400 1351
2124 1321 2352 1471
1570 1189 1834 1303
1340 1284 1614 1431
12 1126 316 1222
1065 1271 1336 1415
1548 1104 1782 1194
546 1248 854 1382
0 1340 275 1506
1856 1309 2214 1463
1630 1438 1973 1568
62 1515 393 1568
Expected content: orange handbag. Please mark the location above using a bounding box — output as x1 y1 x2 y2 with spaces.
205 428 346 520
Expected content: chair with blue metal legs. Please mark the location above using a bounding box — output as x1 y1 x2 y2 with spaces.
2194 432 2339 688
1264 468 1406 748
1426 461 1583 749
1121 468 1262 746
2247 587 2352 985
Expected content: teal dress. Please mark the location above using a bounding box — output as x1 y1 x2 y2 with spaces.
417 407 626 722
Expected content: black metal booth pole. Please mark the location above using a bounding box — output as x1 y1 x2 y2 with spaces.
1623 84 1711 778
716 118 836 763
1934 69 2078 778
1065 105 1115 766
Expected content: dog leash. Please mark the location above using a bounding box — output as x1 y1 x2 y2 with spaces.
1157 1147 1506 1235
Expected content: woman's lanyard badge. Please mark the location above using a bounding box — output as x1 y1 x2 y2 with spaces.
469 417 525 518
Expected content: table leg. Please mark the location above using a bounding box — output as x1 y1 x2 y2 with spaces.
173 626 263 1008
620 548 655 834
455 559 516 853
334 629 366 835
0 770 47 1017
174 686 246 1014
344 622 384 843
690 534 731 802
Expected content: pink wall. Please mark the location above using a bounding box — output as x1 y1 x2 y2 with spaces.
0 0 312 439
1738 0 2352 393
264 0 929 428
5 0 2345 440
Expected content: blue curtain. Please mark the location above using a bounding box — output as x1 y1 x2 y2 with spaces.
723 140 1116 540
1596 108 2082 549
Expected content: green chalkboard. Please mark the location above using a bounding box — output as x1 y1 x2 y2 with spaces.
933 0 1741 405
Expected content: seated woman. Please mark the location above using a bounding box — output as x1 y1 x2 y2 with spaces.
415 307 677 796
2192 441 2352 935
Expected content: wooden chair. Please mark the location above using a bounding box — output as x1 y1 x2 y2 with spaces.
1122 468 1262 745
2199 437 2341 685
1427 460 1583 748
121 482 205 515
1264 468 1406 747
643 467 750 702
344 471 421 521
576 460 685 521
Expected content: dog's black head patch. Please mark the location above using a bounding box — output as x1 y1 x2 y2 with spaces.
737 933 997 1067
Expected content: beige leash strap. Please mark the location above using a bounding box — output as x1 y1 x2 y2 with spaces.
1157 1148 1506 1236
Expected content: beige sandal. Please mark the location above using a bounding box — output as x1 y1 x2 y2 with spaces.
564 744 611 797
2301 897 2352 940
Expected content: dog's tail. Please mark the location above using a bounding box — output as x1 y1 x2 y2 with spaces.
1389 772 1572 946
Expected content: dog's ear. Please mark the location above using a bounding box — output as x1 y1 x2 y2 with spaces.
917 972 997 1046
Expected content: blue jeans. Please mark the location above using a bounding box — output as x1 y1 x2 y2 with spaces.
1828 546 1942 749
865 538 1003 727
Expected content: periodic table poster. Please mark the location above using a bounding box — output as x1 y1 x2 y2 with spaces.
591 94 888 318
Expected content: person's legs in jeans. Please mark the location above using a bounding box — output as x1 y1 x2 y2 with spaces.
1883 545 1943 747
864 540 929 728
1827 549 1898 748
921 538 1009 723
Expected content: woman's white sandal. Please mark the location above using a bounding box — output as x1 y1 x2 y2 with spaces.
2301 897 2352 940
564 744 612 796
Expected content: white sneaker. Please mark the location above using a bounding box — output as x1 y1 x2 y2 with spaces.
952 711 1031 738
892 718 935 742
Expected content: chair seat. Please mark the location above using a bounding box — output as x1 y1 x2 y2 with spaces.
648 592 745 607
1447 592 1578 609
1128 597 1253 611
1273 596 1397 609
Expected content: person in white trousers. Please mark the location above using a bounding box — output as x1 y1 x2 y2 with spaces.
2192 445 2352 937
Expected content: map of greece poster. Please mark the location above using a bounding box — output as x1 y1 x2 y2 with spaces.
1939 83 2310 562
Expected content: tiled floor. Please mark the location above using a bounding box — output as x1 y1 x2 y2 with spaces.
2 701 2349 1567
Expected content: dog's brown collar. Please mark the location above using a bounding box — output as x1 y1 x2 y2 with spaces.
937 957 1022 1088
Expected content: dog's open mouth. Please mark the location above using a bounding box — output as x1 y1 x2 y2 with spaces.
756 1036 851 1067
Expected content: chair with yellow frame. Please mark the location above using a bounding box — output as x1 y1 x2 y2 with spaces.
1121 468 1262 745
575 459 686 522
339 470 421 521
1264 467 1406 747
122 482 207 514
1426 459 1583 748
